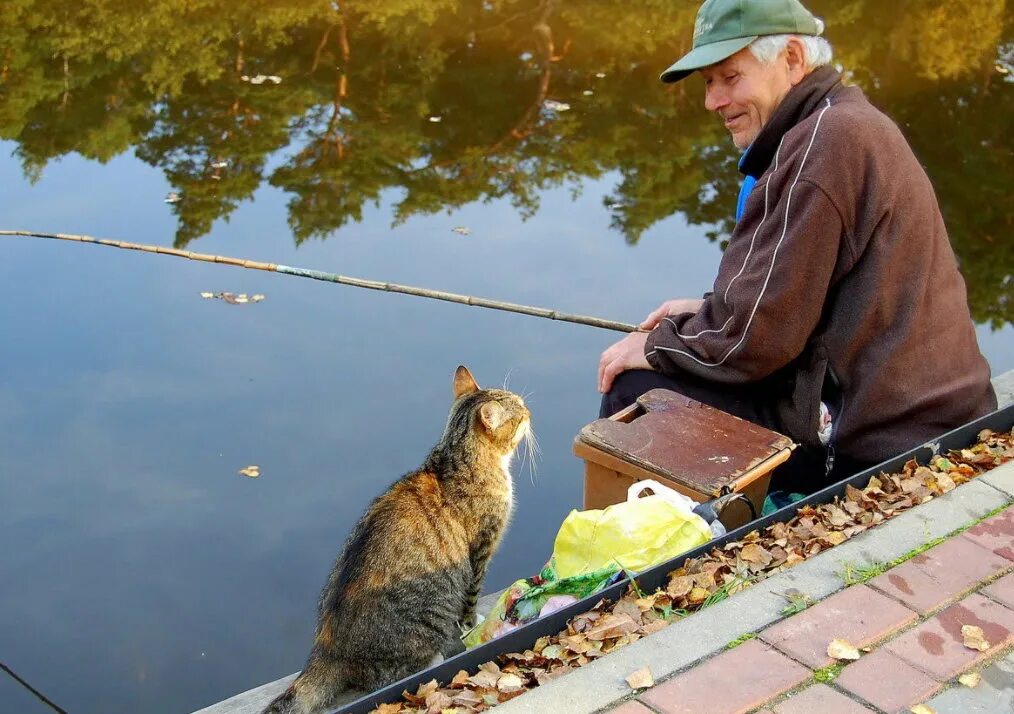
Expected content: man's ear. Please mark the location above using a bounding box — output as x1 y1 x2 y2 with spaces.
479 401 507 433
785 37 808 86
453 365 480 399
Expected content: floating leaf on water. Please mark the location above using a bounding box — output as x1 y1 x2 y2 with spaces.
961 624 990 652
827 638 861 661
543 99 570 112
451 226 471 235
958 671 981 687
238 465 260 478
625 667 654 689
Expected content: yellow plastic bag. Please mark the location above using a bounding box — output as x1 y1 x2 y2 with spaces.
552 480 713 578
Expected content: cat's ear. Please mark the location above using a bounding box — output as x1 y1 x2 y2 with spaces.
479 401 507 433
453 365 480 399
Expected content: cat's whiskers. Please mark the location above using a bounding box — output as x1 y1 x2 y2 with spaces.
521 423 540 487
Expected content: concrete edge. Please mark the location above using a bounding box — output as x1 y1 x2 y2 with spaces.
995 369 1014 409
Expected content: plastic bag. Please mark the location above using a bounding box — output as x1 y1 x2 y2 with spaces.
462 563 619 648
463 480 714 648
552 480 713 578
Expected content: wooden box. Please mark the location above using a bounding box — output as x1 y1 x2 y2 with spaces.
574 389 795 530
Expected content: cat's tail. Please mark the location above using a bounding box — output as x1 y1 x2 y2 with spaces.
261 657 348 714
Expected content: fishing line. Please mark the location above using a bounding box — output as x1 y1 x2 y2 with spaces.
1 230 641 334
0 660 69 714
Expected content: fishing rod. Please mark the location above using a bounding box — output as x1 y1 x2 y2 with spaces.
1 230 641 334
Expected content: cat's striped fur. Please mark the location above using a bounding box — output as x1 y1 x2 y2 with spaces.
263 366 530 714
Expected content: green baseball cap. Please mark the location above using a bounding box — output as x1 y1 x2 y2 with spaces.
661 0 823 83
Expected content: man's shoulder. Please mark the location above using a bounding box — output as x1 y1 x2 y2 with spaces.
783 85 901 157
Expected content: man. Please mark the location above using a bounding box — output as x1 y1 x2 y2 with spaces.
597 0 996 489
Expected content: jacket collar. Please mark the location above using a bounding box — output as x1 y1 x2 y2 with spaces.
739 66 843 179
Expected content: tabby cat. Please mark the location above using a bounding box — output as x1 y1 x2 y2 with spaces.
263 366 531 714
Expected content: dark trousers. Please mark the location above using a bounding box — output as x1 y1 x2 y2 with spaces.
599 369 874 494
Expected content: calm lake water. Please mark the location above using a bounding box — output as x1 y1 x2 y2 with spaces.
2 1 1012 712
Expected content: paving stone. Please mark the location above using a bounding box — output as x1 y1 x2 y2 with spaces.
982 571 1014 609
606 702 655 714
638 640 810 714
885 593 1014 680
962 507 1014 562
921 651 1014 713
759 584 917 668
868 536 1011 614
834 648 941 713
770 684 873 713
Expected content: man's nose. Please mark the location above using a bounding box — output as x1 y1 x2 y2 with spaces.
705 86 728 113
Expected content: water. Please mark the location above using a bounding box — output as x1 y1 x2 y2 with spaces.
1 1 1011 712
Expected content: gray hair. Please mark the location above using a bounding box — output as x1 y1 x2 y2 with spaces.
748 19 834 69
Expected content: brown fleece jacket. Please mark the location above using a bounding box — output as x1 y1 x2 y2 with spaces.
645 67 996 464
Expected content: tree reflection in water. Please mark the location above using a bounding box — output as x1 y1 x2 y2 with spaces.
1 0 1010 325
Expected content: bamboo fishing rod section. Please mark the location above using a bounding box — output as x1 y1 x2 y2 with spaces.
1 230 641 333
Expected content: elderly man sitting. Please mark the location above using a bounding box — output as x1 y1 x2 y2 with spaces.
597 0 996 491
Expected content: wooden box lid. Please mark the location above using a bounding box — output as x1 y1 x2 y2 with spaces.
576 389 795 497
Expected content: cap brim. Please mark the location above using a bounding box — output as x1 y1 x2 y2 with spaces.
660 35 758 83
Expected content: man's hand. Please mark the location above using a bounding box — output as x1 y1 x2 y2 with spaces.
640 298 705 330
598 331 652 394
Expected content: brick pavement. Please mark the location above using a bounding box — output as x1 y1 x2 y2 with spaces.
607 506 1014 714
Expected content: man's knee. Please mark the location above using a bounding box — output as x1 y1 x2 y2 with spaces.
599 370 667 418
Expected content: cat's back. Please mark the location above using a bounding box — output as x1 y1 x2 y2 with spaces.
331 470 471 604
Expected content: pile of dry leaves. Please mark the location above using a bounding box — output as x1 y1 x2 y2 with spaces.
372 428 1014 713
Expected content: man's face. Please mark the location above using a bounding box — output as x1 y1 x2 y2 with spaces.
700 47 795 149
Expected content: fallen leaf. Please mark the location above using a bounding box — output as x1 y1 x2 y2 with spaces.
496 673 524 692
827 638 861 661
237 465 260 478
740 543 773 567
958 671 981 688
449 670 469 688
625 667 654 689
373 703 403 713
961 625 990 652
467 670 498 688
584 613 639 640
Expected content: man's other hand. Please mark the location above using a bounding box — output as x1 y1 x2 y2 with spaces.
598 331 652 394
640 298 705 330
